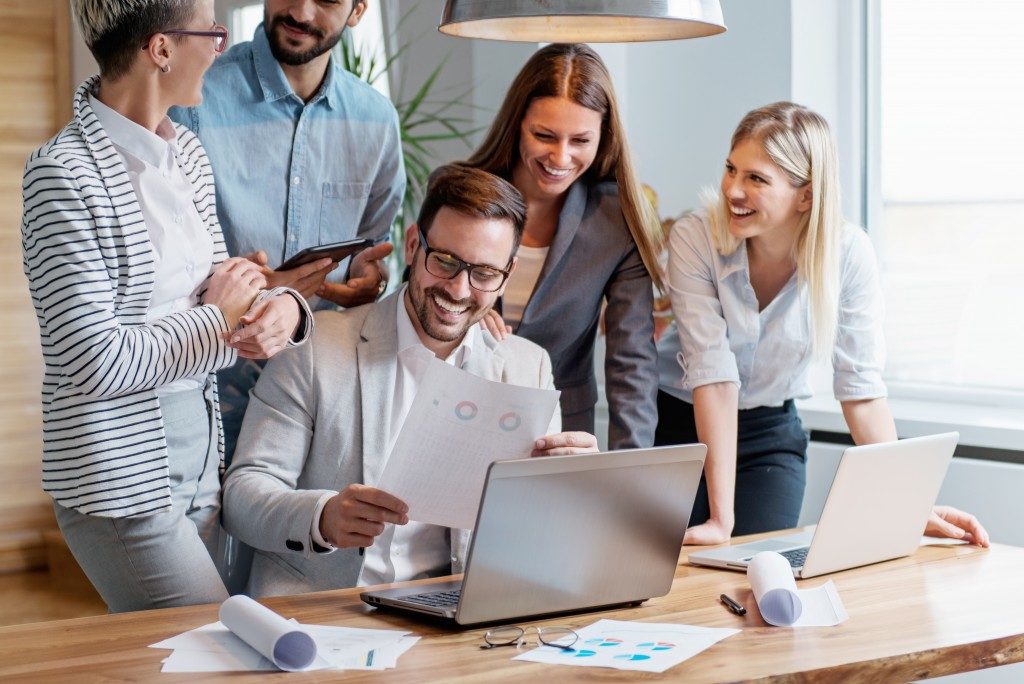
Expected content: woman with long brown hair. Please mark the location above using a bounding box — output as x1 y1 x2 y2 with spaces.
462 43 660 449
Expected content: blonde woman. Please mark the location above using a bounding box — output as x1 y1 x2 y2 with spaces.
656 102 989 547
463 43 660 449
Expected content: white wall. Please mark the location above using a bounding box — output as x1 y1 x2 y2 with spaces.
388 0 813 222
626 0 793 219
69 0 824 226
380 1 535 169
71 25 97 86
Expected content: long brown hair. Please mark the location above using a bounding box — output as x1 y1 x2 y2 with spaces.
462 43 664 290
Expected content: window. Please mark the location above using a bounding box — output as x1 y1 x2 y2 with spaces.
872 0 1024 401
229 4 263 44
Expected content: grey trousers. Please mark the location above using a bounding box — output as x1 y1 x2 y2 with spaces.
54 385 229 613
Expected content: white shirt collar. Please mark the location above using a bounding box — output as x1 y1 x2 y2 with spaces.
396 284 476 366
89 94 178 169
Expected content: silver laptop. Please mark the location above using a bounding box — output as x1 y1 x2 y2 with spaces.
688 432 957 579
361 444 706 626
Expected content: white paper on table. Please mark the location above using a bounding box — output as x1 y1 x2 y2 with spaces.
155 623 335 673
790 580 848 627
301 624 414 669
920 535 969 546
747 551 848 627
150 622 278 667
151 619 416 673
160 645 276 673
218 595 318 671
513 619 739 673
150 622 227 651
367 636 421 669
376 357 559 529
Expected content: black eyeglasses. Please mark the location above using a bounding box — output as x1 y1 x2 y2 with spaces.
480 625 577 651
418 230 513 293
143 24 229 54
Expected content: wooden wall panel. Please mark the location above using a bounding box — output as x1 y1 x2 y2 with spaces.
0 0 72 570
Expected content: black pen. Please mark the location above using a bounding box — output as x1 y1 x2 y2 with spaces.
720 593 746 616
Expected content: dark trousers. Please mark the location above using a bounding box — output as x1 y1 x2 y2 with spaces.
654 390 809 536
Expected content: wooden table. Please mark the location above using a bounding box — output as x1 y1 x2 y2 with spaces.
2 533 1022 682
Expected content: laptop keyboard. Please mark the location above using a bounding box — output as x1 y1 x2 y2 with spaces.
779 547 809 568
401 589 462 607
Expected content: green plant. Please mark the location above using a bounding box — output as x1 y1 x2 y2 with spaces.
338 11 480 267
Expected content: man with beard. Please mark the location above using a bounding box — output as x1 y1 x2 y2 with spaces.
221 166 599 597
171 0 404 461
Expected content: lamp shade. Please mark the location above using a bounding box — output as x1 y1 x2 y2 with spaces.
438 0 727 43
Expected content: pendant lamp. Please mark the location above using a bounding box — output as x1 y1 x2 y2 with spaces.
439 0 727 43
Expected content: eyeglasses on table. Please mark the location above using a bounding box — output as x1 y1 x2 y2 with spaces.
479 625 578 651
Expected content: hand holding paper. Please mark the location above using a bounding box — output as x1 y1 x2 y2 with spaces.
377 358 559 529
320 484 410 548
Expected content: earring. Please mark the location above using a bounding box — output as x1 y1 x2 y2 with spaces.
161 64 171 74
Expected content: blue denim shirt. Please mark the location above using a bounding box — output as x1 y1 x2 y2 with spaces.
170 24 404 283
170 25 405 463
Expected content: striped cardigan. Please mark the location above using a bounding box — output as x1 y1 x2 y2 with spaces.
21 78 299 518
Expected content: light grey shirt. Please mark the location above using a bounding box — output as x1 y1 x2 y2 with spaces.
657 210 887 409
309 286 476 586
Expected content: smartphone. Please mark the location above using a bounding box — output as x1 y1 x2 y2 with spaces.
275 238 373 272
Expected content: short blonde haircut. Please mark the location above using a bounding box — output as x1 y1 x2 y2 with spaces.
72 0 195 79
707 102 842 356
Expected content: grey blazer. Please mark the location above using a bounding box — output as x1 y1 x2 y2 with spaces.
512 180 657 450
222 291 558 598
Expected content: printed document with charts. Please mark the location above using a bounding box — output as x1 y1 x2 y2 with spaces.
376 357 559 529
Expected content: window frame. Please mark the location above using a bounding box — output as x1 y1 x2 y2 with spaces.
861 0 1024 410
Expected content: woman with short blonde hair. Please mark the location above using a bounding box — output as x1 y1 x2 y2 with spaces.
21 0 311 611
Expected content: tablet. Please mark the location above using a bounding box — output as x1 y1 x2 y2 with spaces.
275 239 372 271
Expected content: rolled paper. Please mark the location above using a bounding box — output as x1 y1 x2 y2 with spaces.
218 595 317 671
747 551 803 626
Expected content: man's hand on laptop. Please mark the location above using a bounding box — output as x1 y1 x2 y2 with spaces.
320 484 409 548
531 432 599 456
924 505 991 547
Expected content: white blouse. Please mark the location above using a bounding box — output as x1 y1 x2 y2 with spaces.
656 210 888 409
91 95 214 395
502 245 549 326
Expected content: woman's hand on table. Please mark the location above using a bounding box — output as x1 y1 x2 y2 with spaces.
683 516 735 546
925 505 990 547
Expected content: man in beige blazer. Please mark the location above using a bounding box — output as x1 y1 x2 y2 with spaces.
222 166 598 598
